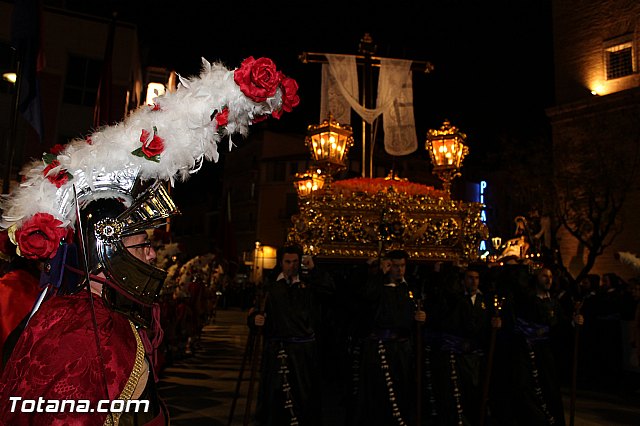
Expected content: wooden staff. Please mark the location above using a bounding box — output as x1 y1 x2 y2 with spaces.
569 300 583 426
243 291 268 426
479 295 504 426
415 298 423 426
227 329 256 426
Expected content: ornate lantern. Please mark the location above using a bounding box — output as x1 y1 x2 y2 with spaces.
426 119 469 193
305 114 354 180
294 169 325 198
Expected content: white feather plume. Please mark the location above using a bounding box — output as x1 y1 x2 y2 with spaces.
616 251 640 271
1 57 296 235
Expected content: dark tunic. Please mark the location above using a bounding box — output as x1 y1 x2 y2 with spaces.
495 291 570 426
430 290 494 426
253 269 334 426
352 273 418 426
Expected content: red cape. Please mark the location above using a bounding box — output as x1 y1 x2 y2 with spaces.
0 291 144 426
0 269 40 364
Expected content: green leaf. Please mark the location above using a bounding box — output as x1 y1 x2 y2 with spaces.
42 153 57 164
131 147 145 158
131 147 160 162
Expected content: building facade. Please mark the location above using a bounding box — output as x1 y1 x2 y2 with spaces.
223 130 310 259
0 1 144 186
547 0 640 279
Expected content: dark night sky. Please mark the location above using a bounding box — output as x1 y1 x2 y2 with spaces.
52 0 557 245
72 0 555 172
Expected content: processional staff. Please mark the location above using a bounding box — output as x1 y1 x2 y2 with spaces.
227 289 268 426
569 299 584 426
243 291 268 426
479 294 504 426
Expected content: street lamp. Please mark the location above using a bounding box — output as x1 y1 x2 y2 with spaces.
2 72 16 84
305 113 354 184
426 119 469 193
294 168 325 198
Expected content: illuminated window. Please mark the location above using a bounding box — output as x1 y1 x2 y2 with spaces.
605 41 635 80
0 42 16 94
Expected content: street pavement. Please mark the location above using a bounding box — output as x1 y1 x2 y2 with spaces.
158 308 640 426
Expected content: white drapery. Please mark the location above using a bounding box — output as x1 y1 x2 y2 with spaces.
319 54 417 156
378 58 418 156
320 56 356 125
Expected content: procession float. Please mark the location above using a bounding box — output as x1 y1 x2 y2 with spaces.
286 116 488 264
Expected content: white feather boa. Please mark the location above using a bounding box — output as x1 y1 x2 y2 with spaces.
616 251 640 271
1 57 296 238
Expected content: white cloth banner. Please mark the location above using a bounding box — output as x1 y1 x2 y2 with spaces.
320 63 354 125
324 54 381 124
322 54 417 156
378 58 418 156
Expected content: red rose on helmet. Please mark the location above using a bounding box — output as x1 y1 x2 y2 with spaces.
50 144 66 155
234 57 282 103
140 127 165 158
251 115 268 124
215 107 229 127
15 213 69 259
272 75 300 119
280 76 300 112
43 160 71 188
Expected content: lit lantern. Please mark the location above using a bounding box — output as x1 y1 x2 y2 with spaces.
305 114 354 178
294 169 325 198
426 119 469 193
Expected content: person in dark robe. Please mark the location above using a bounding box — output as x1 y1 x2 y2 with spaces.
588 272 625 390
430 264 501 425
249 244 335 426
492 266 583 426
351 249 426 426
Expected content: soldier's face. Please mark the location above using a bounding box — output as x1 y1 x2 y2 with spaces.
123 233 156 265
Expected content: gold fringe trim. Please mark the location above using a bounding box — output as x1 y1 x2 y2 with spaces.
103 320 146 426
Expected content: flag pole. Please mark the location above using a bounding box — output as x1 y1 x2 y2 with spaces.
2 52 23 195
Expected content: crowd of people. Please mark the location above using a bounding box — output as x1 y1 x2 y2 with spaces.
2 225 640 425
155 248 229 365
240 244 640 426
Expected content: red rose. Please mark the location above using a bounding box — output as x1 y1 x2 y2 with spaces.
50 144 65 155
151 103 161 111
215 107 229 127
251 115 269 124
280 76 300 112
15 213 69 259
86 136 93 145
140 128 165 158
272 75 300 119
234 57 282 102
140 129 151 144
43 160 70 188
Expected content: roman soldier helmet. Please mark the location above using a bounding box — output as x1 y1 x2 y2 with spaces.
1 57 299 326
